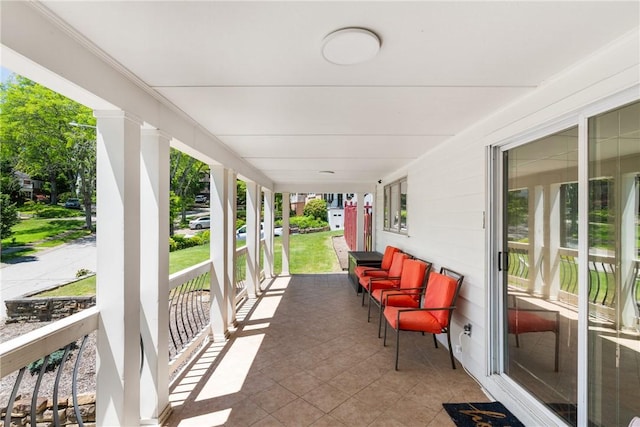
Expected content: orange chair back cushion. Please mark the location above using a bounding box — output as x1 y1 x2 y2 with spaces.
423 273 458 327
399 259 428 292
380 246 400 270
388 252 409 278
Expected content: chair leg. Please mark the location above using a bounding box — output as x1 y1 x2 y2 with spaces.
367 294 372 322
395 328 400 371
447 331 456 369
361 286 367 306
377 303 384 338
554 330 559 372
383 317 388 346
432 334 438 349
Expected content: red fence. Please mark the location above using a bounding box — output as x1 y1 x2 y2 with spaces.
344 202 372 251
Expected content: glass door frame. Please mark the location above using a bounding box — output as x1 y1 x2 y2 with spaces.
486 86 639 426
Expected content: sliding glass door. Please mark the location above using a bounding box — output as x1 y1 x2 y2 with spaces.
587 101 640 426
496 100 640 426
501 126 579 425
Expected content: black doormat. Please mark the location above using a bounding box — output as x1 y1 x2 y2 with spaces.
443 402 525 427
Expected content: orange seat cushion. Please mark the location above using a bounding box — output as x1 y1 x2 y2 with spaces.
508 310 557 334
358 252 408 288
384 306 442 333
361 277 399 293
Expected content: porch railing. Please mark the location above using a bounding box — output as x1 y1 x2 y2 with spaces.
168 260 211 375
507 242 640 316
0 307 99 427
235 246 248 304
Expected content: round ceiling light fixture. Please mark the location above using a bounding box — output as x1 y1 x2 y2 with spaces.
321 27 381 65
319 170 335 174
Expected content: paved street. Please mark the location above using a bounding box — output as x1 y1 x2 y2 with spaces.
0 235 96 318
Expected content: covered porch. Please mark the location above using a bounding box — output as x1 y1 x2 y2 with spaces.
165 274 486 427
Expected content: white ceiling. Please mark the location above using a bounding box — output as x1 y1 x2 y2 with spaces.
38 1 640 189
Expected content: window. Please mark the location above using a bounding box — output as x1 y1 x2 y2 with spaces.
383 177 407 233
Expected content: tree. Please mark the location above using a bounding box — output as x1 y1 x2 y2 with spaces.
0 194 19 239
0 159 22 205
169 149 207 228
0 75 93 205
68 119 97 230
303 198 328 221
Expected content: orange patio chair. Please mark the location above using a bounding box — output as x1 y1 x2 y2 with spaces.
354 245 401 283
508 307 560 372
359 251 410 306
368 258 432 336
382 267 464 370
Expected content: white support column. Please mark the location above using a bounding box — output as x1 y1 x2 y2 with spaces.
264 190 275 280
95 110 142 427
281 192 290 276
620 173 638 330
226 169 237 328
210 165 229 341
245 182 260 297
547 184 561 300
356 192 365 251
139 129 170 424
531 185 544 296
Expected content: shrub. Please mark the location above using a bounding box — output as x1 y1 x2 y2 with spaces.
289 215 327 229
76 268 92 278
236 219 245 230
303 199 328 221
169 232 209 252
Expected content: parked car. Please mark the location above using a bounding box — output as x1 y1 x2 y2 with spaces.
236 223 283 240
195 194 208 203
64 198 81 209
189 216 210 229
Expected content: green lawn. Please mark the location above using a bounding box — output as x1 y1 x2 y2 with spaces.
37 230 345 297
1 217 92 262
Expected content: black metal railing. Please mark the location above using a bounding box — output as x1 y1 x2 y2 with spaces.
0 308 98 427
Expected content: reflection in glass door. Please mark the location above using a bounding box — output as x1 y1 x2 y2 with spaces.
588 101 640 427
502 127 579 425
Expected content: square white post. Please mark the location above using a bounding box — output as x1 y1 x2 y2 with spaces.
547 184 561 300
263 190 275 279
95 110 142 426
246 182 260 297
281 192 291 276
356 192 365 251
620 172 638 330
227 169 238 327
210 165 230 341
139 129 170 424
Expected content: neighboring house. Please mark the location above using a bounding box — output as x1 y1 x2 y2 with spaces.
14 171 43 201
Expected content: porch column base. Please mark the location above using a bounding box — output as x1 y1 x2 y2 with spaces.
210 331 230 342
140 404 173 426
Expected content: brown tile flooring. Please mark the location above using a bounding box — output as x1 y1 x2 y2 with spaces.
165 273 488 427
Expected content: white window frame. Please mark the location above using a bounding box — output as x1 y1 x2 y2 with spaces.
383 177 407 234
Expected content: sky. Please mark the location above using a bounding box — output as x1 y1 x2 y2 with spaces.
1 66 15 84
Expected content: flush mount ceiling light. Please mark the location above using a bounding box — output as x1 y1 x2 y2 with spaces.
321 28 381 65
319 170 335 174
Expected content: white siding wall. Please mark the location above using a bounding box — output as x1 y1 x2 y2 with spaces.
375 30 639 424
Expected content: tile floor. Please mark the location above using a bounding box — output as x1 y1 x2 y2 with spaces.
165 273 489 427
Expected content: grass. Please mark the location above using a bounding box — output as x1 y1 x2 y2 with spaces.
1 216 92 263
39 275 96 297
35 230 345 297
2 218 88 247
